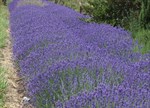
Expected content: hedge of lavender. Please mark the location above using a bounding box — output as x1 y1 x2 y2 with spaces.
9 0 150 108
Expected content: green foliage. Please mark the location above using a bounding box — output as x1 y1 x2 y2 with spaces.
0 3 9 107
48 0 89 12
0 67 7 107
129 6 150 54
17 0 47 7
129 11 142 38
139 0 150 29
88 0 108 21
0 5 9 48
133 29 150 54
83 0 141 28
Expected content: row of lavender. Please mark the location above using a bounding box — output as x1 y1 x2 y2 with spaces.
9 0 150 108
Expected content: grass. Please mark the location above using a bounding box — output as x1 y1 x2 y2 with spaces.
0 67 7 107
133 29 150 54
0 4 9 48
0 2 10 107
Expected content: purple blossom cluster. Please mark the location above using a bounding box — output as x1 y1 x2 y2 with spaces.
9 0 150 108
56 83 149 108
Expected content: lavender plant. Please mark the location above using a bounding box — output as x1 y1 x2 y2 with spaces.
9 0 150 108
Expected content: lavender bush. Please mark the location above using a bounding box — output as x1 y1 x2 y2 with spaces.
56 83 150 108
9 0 150 108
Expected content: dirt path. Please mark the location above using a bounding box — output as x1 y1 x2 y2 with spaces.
1 29 33 108
1 29 23 108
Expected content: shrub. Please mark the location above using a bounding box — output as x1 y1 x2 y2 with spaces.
83 0 141 28
9 0 150 107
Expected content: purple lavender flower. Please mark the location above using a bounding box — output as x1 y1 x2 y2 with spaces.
9 0 150 107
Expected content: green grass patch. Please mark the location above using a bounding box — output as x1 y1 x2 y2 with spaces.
133 29 150 54
135 29 150 54
0 2 10 107
0 67 7 107
0 5 9 48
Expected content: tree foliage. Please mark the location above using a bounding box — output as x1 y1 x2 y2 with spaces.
83 0 142 28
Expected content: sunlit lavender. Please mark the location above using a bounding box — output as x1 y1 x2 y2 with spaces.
9 0 150 108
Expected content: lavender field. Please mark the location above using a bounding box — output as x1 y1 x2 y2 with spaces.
9 0 150 108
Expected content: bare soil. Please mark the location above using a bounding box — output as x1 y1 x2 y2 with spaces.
1 29 34 108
